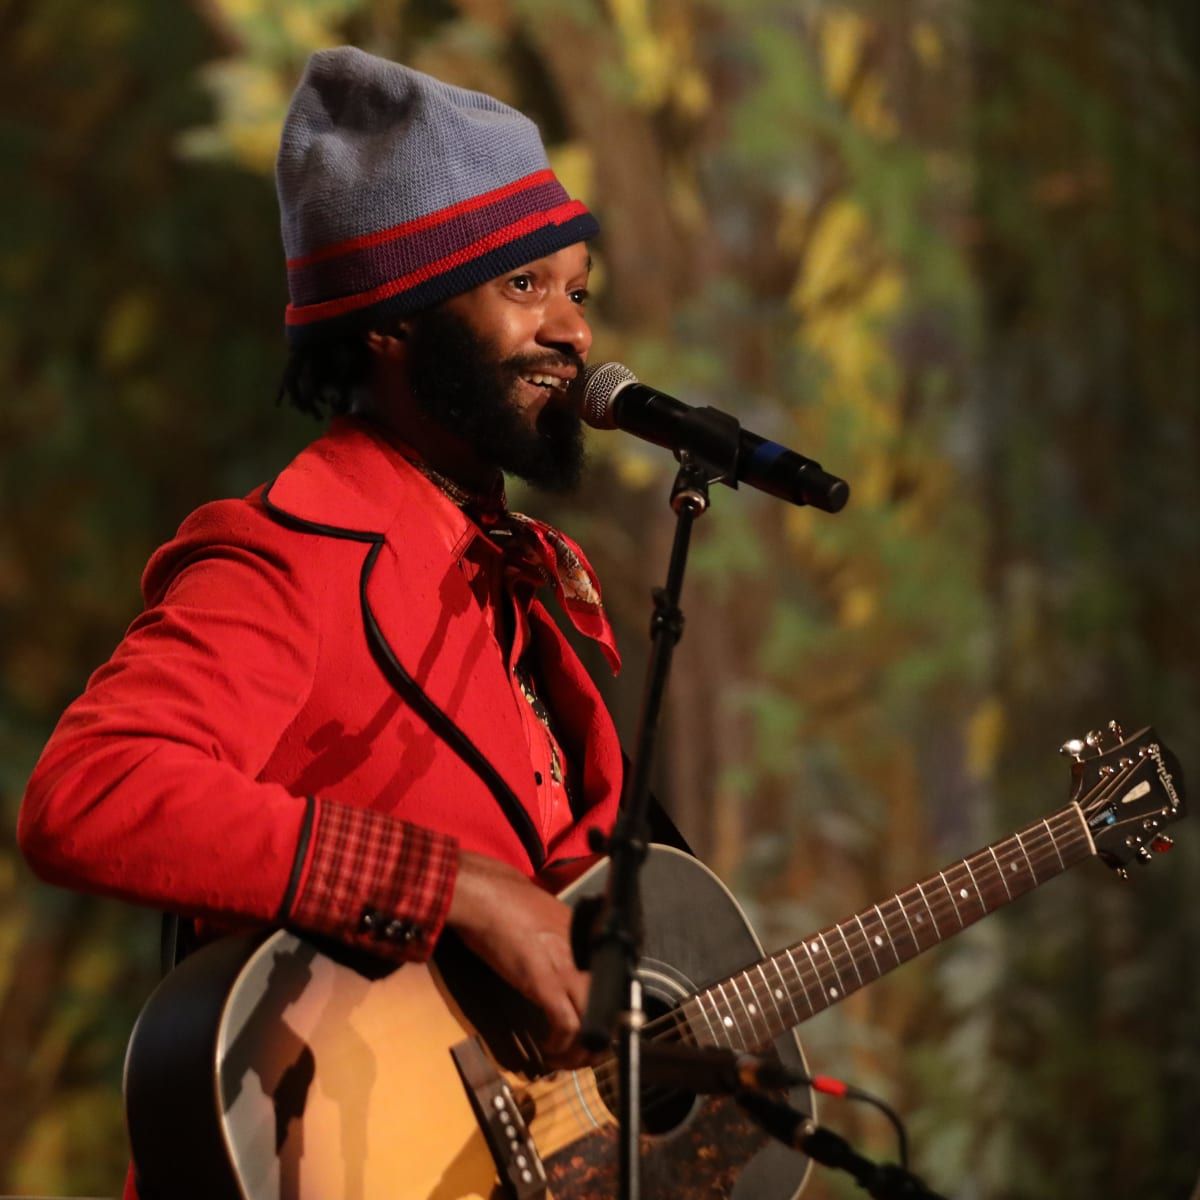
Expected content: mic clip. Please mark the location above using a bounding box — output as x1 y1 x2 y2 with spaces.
667 408 742 515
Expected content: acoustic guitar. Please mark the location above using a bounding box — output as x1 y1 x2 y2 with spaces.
124 723 1185 1199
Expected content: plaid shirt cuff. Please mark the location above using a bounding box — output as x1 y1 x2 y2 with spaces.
283 797 458 962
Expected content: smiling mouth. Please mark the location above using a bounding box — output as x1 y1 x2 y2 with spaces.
520 372 572 392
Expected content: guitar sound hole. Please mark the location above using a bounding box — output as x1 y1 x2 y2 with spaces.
594 995 698 1136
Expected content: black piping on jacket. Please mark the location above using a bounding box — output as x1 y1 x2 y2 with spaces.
260 477 546 872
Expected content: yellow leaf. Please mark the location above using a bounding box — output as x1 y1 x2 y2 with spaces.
821 7 868 100
839 585 877 629
548 143 594 205
821 9 897 137
100 292 156 370
911 21 945 69
966 699 1006 782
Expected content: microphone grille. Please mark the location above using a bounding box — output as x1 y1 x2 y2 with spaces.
581 361 638 430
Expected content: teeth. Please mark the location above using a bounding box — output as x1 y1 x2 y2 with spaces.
522 374 568 390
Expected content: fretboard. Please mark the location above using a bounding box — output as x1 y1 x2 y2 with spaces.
681 803 1094 1051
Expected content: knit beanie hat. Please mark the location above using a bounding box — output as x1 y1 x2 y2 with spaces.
276 47 600 343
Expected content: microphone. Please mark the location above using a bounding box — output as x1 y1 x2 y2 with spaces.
581 362 850 513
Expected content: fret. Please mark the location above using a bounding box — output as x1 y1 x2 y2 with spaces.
853 912 883 976
727 976 756 1047
944 859 984 922
913 881 940 940
814 932 848 1000
708 985 735 1047
835 924 865 987
1013 829 1039 883
969 854 998 907
892 892 922 955
684 993 718 1045
798 937 828 1009
995 837 1030 894
715 981 747 1049
701 986 732 1047
1042 818 1066 871
938 870 965 928
987 845 1014 900
873 902 903 964
770 955 803 1024
756 961 788 1034
782 946 816 1016
733 972 770 1047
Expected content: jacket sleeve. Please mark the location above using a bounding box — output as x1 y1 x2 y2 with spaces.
18 500 457 962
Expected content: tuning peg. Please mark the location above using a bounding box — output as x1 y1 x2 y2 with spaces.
1150 835 1174 854
1137 846 1154 864
1116 867 1130 881
1059 738 1087 761
1107 719 1125 742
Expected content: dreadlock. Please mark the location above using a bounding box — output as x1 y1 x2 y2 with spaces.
276 331 374 419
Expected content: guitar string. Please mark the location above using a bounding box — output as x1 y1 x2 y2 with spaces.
529 765 1154 1130
523 819 1095 1133
525 820 1091 1132
521 832 1087 1137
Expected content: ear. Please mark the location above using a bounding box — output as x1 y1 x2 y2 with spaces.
365 326 410 360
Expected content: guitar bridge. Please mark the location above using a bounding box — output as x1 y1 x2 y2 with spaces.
450 1036 547 1199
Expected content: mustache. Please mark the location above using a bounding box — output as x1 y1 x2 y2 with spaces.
504 350 586 377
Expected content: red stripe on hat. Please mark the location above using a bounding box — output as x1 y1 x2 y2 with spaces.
284 200 589 326
286 169 558 269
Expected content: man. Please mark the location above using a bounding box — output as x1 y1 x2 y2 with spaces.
18 47 629 1192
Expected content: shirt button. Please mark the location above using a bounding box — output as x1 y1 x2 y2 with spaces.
534 771 543 785
359 908 384 935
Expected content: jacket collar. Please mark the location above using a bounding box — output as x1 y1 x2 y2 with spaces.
263 415 468 545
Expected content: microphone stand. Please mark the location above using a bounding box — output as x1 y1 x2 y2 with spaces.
574 408 744 1200
735 1091 947 1200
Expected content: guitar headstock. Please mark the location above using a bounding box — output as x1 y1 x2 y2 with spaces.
1061 721 1187 875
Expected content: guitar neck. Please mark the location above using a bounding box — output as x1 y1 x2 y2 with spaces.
681 803 1095 1051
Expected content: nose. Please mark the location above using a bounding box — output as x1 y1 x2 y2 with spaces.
538 291 592 360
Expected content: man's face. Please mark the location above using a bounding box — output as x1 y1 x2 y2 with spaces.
405 243 593 492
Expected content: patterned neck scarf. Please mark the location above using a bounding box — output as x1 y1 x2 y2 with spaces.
412 458 622 675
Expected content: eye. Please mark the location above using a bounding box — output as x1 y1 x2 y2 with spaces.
569 288 590 306
508 273 535 293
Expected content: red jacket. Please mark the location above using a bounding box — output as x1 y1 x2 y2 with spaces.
19 417 624 960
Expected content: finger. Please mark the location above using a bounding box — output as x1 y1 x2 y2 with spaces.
564 964 591 1018
544 1043 594 1071
543 992 581 1050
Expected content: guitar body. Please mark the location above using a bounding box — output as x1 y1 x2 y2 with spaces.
126 723 1188 1199
125 845 814 1200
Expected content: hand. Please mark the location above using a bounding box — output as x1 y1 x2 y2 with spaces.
447 850 594 1069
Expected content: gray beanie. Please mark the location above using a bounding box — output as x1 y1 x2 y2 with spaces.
276 47 599 342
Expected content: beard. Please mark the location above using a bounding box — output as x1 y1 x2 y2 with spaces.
405 306 586 493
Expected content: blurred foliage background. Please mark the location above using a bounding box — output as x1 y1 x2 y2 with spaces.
1 1 1197 1196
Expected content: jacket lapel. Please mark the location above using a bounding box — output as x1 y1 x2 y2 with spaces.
262 419 542 865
